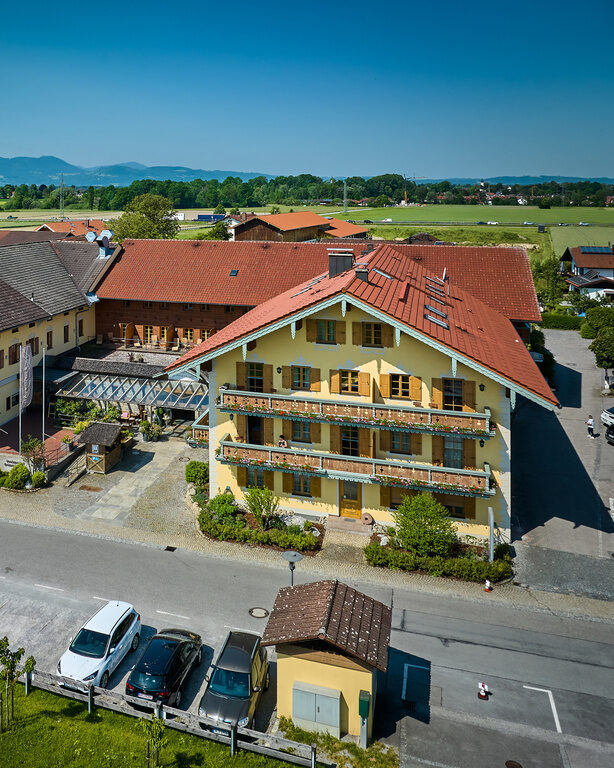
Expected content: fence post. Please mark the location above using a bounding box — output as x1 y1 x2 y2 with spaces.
310 743 316 768
25 670 31 696
230 724 237 756
87 684 94 714
146 739 150 768
0 692 3 733
154 702 163 721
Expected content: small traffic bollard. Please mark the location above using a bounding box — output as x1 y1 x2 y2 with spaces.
87 684 94 714
310 743 317 768
478 681 490 700
484 580 493 593
230 724 237 756
25 670 31 696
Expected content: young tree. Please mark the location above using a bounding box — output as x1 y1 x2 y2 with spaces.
213 203 226 214
112 194 180 242
20 435 44 473
195 221 230 240
244 486 280 529
139 714 168 767
392 492 457 557
0 637 36 730
589 327 614 369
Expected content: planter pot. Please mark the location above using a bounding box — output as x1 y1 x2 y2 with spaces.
140 432 149 442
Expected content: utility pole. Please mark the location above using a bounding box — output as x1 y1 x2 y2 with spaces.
60 173 64 219
343 179 348 214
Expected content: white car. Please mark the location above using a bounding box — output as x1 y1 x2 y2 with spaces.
601 407 614 428
382 218 392 222
486 221 498 225
579 222 589 226
57 601 141 689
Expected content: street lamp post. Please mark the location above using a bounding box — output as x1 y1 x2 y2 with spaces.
281 551 303 587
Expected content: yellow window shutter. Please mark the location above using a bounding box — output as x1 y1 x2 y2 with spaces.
236 414 247 442
282 366 291 388
464 497 476 519
311 422 321 443
381 324 394 347
432 435 444 465
358 372 371 397
263 418 274 445
336 321 346 344
410 376 422 401
352 322 362 345
264 470 275 491
410 433 422 455
462 381 476 412
310 476 321 498
463 438 476 470
431 378 443 409
263 364 273 393
283 472 293 493
282 420 293 439
236 362 247 390
359 428 371 457
237 466 247 487
379 429 391 451
306 319 317 342
379 374 391 398
330 369 340 394
310 368 321 392
329 425 341 454
380 484 391 508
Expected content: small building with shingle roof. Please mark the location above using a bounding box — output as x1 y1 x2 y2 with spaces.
77 422 123 473
261 579 391 739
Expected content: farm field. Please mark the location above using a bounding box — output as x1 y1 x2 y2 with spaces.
549 225 614 257
331 205 614 225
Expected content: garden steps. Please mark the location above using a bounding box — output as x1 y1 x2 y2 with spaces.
325 516 373 536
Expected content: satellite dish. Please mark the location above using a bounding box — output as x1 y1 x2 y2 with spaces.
85 231 97 242
100 229 113 240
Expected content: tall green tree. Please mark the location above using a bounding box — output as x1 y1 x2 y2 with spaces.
112 194 180 242
392 492 457 557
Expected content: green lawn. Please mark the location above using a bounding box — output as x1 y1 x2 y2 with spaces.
331 205 614 226
549 225 614 257
0 686 292 768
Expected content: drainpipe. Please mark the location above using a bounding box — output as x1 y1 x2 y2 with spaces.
75 308 88 353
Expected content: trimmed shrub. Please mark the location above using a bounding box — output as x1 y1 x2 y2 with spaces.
0 470 7 488
540 313 582 330
392 492 457 557
493 542 512 561
4 463 31 490
31 471 46 488
585 307 614 333
198 510 319 552
364 543 513 582
589 327 614 369
185 460 209 487
244 486 280 529
580 323 597 339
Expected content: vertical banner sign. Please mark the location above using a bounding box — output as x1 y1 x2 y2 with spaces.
20 343 33 411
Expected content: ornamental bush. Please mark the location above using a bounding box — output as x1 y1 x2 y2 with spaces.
244 486 280 529
198 509 319 552
589 327 614 369
580 323 597 339
540 313 582 330
31 471 46 488
185 460 209 488
585 306 614 333
392 492 457 557
3 463 31 490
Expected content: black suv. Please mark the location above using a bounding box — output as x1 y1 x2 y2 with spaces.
199 631 269 730
606 424 614 446
126 629 202 707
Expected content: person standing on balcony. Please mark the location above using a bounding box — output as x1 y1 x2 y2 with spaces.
586 415 595 439
278 435 288 448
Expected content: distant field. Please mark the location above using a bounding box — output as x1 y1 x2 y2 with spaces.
331 205 614 226
549 225 614 257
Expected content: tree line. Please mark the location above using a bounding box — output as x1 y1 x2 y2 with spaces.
1 175 613 210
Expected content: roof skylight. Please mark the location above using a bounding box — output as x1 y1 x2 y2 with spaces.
425 304 448 319
424 313 449 330
372 268 393 279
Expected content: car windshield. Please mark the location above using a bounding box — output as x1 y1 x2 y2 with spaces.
69 628 108 659
209 667 250 699
130 670 166 691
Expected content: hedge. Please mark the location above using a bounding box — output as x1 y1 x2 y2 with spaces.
580 323 597 339
585 307 614 333
198 510 319 552
364 542 513 582
2 463 31 490
540 313 582 330
185 460 209 487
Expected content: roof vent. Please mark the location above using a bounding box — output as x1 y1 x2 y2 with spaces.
354 265 369 282
327 248 354 278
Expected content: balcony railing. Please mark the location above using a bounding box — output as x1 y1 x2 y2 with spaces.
217 437 494 498
218 388 494 439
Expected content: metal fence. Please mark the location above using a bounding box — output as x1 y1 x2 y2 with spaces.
23 670 329 768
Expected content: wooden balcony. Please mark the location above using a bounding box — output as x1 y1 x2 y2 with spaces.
218 388 494 439
217 438 494 498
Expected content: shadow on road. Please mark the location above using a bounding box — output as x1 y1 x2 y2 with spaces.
375 649 431 742
552 362 582 408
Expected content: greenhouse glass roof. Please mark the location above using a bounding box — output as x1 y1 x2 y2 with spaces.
56 372 209 410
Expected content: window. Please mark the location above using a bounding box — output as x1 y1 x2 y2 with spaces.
292 473 311 496
340 370 359 394
362 323 382 346
118 323 127 340
11 392 19 407
27 337 39 355
292 421 311 443
185 328 194 342
444 503 465 519
444 436 463 468
143 301 154 308
78 319 84 337
64 325 69 343
390 488 411 510
159 326 167 341
159 302 169 309
46 330 53 350
230 269 238 276
341 426 359 456
28 322 35 328
144 325 153 343
247 467 265 488
292 366 310 390
183 303 193 311
11 328 18 333
317 319 336 343
443 379 463 411
390 431 412 454
247 363 264 392
225 305 234 313
200 304 210 311
390 374 411 398
122 300 131 307
9 343 19 365
201 329 211 340
0 350 4 369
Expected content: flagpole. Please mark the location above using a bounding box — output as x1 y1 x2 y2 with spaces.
18 345 22 459
42 346 46 467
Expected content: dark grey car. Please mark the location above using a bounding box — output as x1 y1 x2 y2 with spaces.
198 631 269 730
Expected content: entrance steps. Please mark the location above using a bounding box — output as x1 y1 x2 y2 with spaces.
326 515 373 536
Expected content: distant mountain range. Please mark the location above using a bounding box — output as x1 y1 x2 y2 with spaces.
0 156 273 186
0 156 612 187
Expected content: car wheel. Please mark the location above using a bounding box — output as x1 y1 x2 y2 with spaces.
131 633 140 652
174 689 181 707
100 671 109 689
196 646 202 666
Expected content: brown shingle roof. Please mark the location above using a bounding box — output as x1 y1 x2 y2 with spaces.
261 580 391 672
77 422 122 447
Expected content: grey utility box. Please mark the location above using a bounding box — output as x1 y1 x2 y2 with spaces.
292 681 341 738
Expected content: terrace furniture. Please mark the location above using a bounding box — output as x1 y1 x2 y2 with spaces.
133 336 141 348
171 341 180 351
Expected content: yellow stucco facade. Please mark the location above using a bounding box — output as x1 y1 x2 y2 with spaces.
0 305 95 428
207 301 513 539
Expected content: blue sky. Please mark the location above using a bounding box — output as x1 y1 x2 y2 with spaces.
1 0 613 178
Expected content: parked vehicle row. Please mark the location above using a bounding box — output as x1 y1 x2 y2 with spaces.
56 601 269 728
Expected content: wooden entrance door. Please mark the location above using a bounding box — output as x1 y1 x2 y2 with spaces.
340 480 362 518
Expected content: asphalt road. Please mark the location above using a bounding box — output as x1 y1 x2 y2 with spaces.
0 521 613 768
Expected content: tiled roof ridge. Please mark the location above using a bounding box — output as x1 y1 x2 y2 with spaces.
318 579 339 638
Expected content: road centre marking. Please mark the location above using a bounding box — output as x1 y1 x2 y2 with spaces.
523 685 562 733
92 596 112 602
34 584 64 592
156 610 190 620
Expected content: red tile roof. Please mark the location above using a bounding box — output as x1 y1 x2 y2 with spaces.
326 220 369 238
567 246 614 270
167 243 556 407
35 219 107 236
251 212 331 232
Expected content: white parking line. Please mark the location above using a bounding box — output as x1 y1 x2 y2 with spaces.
34 584 64 592
156 610 190 620
523 685 562 733
92 596 112 602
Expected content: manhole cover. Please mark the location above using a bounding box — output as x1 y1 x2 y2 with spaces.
249 607 269 619
505 761 523 768
179 457 190 462
79 485 102 492
164 546 177 552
